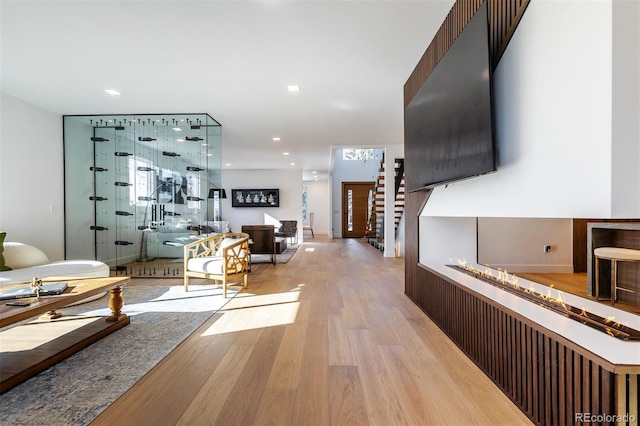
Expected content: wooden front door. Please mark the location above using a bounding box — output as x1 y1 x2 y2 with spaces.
342 182 373 238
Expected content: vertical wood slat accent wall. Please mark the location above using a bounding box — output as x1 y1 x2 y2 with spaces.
402 1 639 424
404 0 530 109
417 264 639 426
404 190 431 302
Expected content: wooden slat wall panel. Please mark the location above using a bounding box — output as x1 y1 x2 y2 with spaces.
403 189 431 301
404 0 531 108
415 264 637 425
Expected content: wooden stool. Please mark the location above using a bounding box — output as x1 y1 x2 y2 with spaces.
594 247 640 304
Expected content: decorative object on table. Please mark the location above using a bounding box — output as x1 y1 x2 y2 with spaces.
0 281 68 301
231 189 279 207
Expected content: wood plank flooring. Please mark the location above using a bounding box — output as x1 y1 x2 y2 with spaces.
92 237 532 425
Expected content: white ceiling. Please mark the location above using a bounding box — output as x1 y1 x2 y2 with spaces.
1 0 454 181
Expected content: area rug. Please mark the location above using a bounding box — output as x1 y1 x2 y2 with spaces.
0 284 238 426
251 243 299 264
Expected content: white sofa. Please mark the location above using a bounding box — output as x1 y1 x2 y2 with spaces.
0 242 110 288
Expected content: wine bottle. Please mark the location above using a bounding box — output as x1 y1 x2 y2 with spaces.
114 241 133 245
137 225 148 230
186 136 203 141
186 166 204 172
187 196 204 201
137 196 156 201
162 151 180 157
90 225 109 231
115 210 133 216
89 196 108 201
115 152 133 157
91 137 109 142
137 166 154 172
138 136 157 141
114 181 132 187
90 166 109 172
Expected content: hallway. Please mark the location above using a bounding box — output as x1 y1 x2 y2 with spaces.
93 237 531 425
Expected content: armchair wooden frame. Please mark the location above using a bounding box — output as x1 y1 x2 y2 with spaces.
183 232 250 298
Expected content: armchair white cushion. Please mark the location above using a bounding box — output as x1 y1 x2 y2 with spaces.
183 232 250 298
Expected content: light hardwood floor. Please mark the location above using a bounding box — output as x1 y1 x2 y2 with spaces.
92 237 532 426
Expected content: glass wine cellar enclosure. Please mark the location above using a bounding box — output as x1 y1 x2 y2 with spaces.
64 114 222 277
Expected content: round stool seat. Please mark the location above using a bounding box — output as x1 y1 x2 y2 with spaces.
594 247 640 304
594 247 640 261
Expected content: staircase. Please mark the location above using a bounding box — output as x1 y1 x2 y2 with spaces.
366 156 405 253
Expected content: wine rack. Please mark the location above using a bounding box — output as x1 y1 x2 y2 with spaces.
63 113 222 277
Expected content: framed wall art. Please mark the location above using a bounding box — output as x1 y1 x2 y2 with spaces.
231 189 279 207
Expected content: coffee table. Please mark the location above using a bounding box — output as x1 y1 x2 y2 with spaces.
0 277 130 392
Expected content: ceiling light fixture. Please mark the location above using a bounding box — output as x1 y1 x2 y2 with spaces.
176 139 185 142
283 152 290 156
290 162 295 166
287 85 300 92
172 127 182 132
104 89 121 96
272 137 281 141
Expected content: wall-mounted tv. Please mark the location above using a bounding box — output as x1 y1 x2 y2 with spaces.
405 1 496 192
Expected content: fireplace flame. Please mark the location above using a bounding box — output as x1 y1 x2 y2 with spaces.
449 261 638 340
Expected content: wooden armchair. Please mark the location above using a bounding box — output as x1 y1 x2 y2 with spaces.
183 232 250 298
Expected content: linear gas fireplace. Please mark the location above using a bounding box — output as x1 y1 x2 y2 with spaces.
450 261 640 341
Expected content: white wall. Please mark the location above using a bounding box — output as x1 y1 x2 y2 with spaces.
0 93 65 260
611 0 640 217
384 144 404 257
422 0 638 219
477 218 573 273
303 180 330 238
417 0 638 272
221 169 304 239
419 216 477 265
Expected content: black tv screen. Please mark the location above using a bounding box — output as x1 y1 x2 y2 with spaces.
405 2 496 192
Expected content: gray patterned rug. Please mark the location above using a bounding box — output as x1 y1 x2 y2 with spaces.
0 284 238 426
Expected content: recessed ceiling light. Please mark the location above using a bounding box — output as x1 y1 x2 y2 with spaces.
225 163 231 166
172 127 182 132
283 152 290 156
272 137 281 141
287 85 300 92
290 162 296 166
201 143 209 147
312 171 317 174
104 89 121 96
207 153 213 157
176 139 185 143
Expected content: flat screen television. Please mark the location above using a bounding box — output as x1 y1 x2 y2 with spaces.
404 1 496 192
